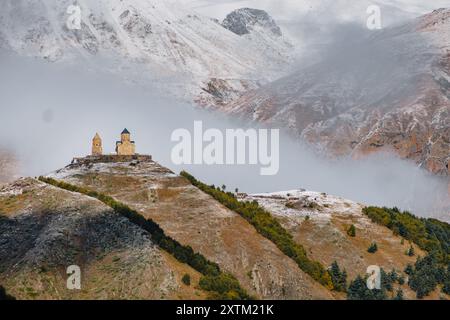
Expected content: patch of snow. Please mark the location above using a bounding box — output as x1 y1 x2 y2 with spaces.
243 189 364 225
0 185 23 197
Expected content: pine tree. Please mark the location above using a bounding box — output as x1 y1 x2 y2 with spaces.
347 275 386 300
182 274 191 286
368 242 378 253
407 245 415 256
347 225 356 237
404 264 414 275
394 289 404 300
330 261 347 292
0 285 15 300
347 275 366 300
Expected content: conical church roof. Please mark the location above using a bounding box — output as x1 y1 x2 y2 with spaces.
93 133 101 140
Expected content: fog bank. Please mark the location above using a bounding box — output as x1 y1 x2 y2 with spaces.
0 51 448 219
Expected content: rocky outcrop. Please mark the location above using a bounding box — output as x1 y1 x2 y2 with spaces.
222 8 282 37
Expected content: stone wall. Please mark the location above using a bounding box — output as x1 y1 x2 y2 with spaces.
72 154 152 166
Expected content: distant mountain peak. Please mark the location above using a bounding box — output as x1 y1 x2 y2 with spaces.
222 8 282 37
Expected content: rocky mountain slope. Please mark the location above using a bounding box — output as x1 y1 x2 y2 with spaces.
242 190 426 298
45 159 334 299
244 190 450 299
223 8 450 176
222 8 282 37
0 0 292 106
0 178 206 299
1 157 448 299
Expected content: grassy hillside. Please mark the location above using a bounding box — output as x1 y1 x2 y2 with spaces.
0 178 209 299
180 171 336 290
49 159 334 299
180 172 450 299
363 207 449 263
38 176 250 300
363 206 450 298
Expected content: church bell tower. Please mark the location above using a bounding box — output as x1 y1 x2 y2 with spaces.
92 133 103 156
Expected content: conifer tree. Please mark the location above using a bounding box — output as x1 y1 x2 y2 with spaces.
347 225 356 237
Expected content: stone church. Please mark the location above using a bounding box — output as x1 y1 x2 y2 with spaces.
72 129 150 165
90 129 136 156
115 128 136 156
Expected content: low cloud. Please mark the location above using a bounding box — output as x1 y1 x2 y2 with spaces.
0 50 448 220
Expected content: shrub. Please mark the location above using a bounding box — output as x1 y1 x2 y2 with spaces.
367 242 378 253
347 225 356 237
182 274 191 286
394 289 404 300
0 285 15 300
285 202 296 209
404 264 414 275
199 273 249 300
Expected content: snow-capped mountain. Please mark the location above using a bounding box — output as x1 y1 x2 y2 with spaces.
223 8 282 37
0 0 293 105
223 8 450 176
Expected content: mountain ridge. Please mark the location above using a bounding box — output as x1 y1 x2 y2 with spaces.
221 8 450 177
2 156 448 299
0 0 293 106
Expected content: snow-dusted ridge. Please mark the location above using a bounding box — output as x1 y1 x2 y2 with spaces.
243 189 364 225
